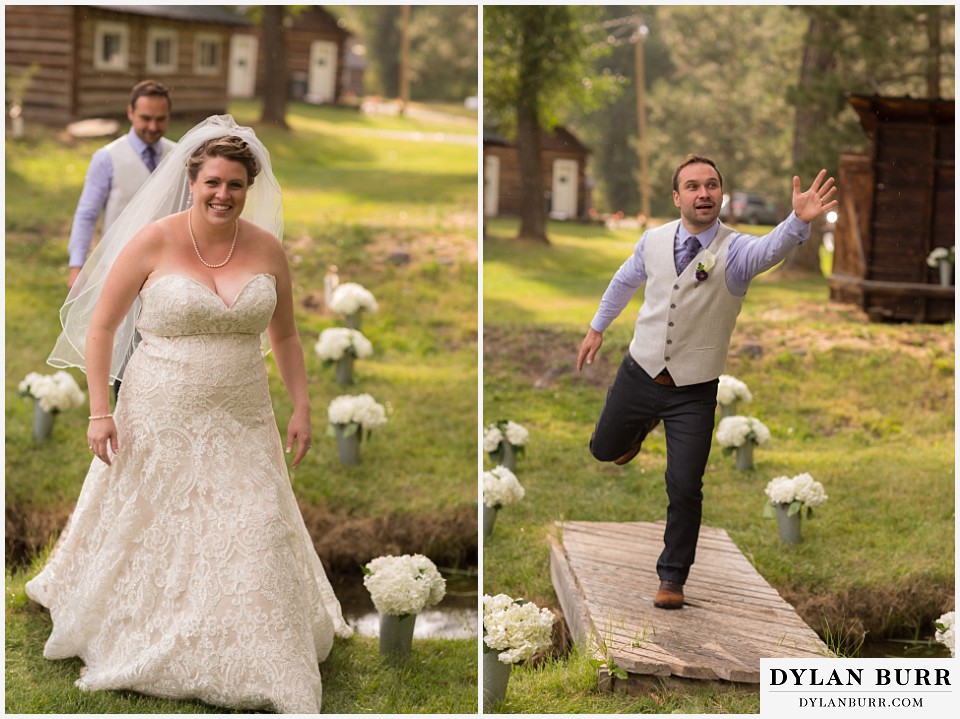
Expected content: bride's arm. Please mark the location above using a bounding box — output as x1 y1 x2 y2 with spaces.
85 229 158 465
265 240 312 469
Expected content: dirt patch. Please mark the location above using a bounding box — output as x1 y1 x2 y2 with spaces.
7 502 477 578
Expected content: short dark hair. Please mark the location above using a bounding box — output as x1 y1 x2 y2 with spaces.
129 80 171 111
672 154 723 192
187 136 260 186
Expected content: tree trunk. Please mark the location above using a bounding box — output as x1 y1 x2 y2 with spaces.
260 6 289 129
515 98 548 243
783 13 836 273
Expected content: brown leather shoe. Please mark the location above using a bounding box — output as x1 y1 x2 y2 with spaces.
653 580 684 609
613 418 660 465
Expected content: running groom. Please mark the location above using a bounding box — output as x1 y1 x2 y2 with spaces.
577 154 837 610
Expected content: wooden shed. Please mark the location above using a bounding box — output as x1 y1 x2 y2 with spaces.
829 94 954 323
5 5 249 125
483 126 592 221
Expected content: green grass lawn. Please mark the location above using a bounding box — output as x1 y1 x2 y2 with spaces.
5 101 478 713
482 218 954 713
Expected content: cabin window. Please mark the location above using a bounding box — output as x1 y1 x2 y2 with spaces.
147 28 178 74
194 33 222 75
94 21 129 71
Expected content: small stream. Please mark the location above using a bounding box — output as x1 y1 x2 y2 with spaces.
332 571 478 640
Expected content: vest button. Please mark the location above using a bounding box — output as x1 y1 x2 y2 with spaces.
668 322 675 327
665 356 671 362
670 303 677 309
666 339 673 345
673 284 680 290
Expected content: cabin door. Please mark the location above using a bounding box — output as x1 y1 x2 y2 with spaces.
228 34 258 98
307 41 338 103
484 154 500 217
551 158 578 219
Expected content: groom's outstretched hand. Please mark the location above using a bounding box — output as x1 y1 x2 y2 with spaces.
793 169 839 224
577 328 603 372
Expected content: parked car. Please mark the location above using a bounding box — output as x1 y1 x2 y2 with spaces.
719 191 782 225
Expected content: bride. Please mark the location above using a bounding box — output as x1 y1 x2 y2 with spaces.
28 115 352 713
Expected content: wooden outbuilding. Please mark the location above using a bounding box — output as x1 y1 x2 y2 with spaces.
5 5 249 125
829 94 954 323
483 126 592 221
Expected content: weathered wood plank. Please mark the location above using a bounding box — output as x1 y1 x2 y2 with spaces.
550 521 830 686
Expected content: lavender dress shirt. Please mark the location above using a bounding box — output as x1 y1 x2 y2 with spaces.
67 129 161 267
589 213 810 332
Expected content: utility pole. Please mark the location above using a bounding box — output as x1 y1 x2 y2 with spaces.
633 19 650 220
399 5 411 115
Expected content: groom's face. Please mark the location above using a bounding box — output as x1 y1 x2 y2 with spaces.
127 96 170 146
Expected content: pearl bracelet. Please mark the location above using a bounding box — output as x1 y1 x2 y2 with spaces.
88 413 113 421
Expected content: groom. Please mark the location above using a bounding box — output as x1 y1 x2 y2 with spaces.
576 155 837 609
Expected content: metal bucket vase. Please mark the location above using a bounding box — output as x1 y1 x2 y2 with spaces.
335 354 354 385
344 311 362 329
495 441 516 472
33 401 55 440
735 441 755 471
379 613 416 656
335 425 361 465
483 504 497 537
719 402 738 419
775 504 802 544
938 260 953 287
483 649 511 711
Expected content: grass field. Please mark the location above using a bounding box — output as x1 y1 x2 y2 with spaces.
482 217 954 713
5 101 478 713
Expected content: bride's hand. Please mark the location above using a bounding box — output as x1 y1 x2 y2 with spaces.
88 417 118 466
286 413 312 469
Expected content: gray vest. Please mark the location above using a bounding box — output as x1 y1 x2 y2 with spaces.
628 220 744 386
103 135 176 231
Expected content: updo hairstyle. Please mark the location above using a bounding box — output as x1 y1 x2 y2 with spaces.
187 135 260 186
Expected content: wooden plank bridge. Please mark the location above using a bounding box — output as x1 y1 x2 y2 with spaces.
550 521 830 687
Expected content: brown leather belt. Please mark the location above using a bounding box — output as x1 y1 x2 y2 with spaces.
654 368 676 387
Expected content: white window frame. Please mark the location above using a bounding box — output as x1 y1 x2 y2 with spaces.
146 28 178 74
194 32 223 75
94 21 130 71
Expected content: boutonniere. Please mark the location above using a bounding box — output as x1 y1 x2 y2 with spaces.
695 250 716 282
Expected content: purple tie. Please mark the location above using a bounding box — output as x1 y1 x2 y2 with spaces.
677 236 701 275
144 145 157 172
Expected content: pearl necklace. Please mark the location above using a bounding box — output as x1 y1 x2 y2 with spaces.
188 207 239 269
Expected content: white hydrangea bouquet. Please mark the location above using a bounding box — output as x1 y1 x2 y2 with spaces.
715 415 771 452
935 611 955 657
327 393 389 439
926 246 955 267
363 554 446 617
19 371 86 413
483 466 525 509
762 472 828 519
483 420 529 465
314 327 373 363
717 374 752 411
330 282 378 317
483 593 555 665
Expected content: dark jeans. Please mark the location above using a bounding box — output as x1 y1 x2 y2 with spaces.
590 353 718 584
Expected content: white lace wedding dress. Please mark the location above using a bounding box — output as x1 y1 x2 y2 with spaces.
26 273 351 713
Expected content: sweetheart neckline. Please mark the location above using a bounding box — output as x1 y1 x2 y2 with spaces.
141 273 275 310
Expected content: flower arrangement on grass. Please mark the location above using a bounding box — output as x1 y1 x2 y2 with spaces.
329 282 378 327
717 374 752 416
314 327 373 363
483 466 525 510
762 472 828 520
935 611 955 657
484 420 529 469
716 415 770 449
926 246 955 268
19 371 85 413
327 393 389 439
362 553 446 617
482 593 555 665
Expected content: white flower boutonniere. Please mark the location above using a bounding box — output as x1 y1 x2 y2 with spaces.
695 250 716 282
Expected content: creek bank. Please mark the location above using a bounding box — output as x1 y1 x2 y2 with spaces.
6 501 478 579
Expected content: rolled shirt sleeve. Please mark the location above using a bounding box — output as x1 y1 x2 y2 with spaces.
590 233 649 333
724 212 810 296
67 148 113 267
